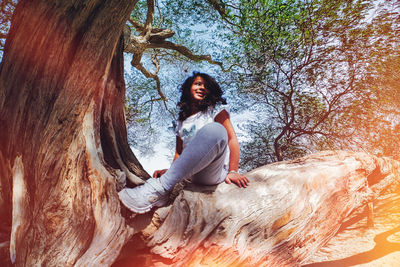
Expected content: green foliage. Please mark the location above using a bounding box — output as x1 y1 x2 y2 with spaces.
125 0 400 165
4 0 397 165
219 0 400 167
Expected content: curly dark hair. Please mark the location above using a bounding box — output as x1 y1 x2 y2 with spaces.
177 72 227 121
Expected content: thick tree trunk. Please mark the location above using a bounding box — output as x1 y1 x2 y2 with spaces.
0 0 145 265
128 151 400 266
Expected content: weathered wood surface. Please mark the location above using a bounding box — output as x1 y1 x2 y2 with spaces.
0 0 146 266
131 151 400 266
304 191 400 266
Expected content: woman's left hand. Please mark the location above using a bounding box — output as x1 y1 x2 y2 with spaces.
225 172 250 188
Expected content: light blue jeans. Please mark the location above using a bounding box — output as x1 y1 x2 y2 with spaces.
160 122 228 191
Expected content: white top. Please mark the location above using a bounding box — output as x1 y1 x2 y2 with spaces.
174 104 230 170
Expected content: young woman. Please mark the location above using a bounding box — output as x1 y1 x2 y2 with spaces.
119 72 249 213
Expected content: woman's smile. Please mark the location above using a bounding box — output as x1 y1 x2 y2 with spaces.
191 76 209 101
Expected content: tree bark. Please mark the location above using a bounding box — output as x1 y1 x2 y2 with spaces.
130 151 400 266
0 0 145 265
274 139 284 162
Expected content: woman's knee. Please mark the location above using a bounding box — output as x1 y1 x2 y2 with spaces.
198 122 228 145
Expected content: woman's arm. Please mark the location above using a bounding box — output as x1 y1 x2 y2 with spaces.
214 110 250 188
173 136 183 161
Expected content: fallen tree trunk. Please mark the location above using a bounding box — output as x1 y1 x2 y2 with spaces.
129 150 400 266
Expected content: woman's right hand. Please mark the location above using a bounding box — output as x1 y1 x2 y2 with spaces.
153 169 168 178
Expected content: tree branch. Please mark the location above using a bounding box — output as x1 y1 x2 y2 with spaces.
147 40 227 70
206 0 240 29
142 0 154 39
128 18 174 37
130 53 175 119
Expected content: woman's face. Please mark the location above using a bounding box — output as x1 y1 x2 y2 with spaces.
190 76 209 102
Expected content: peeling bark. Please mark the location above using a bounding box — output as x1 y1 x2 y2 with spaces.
10 157 27 264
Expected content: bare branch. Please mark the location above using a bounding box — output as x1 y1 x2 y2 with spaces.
147 40 226 70
151 54 161 75
130 52 176 119
154 0 164 27
143 0 155 39
207 0 240 29
128 18 174 37
128 18 144 32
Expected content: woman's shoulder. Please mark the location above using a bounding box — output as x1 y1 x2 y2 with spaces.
210 103 230 118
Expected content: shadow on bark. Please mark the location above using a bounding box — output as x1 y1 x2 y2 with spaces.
303 225 400 267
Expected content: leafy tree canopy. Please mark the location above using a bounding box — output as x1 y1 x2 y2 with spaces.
213 0 400 168
1 0 399 168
